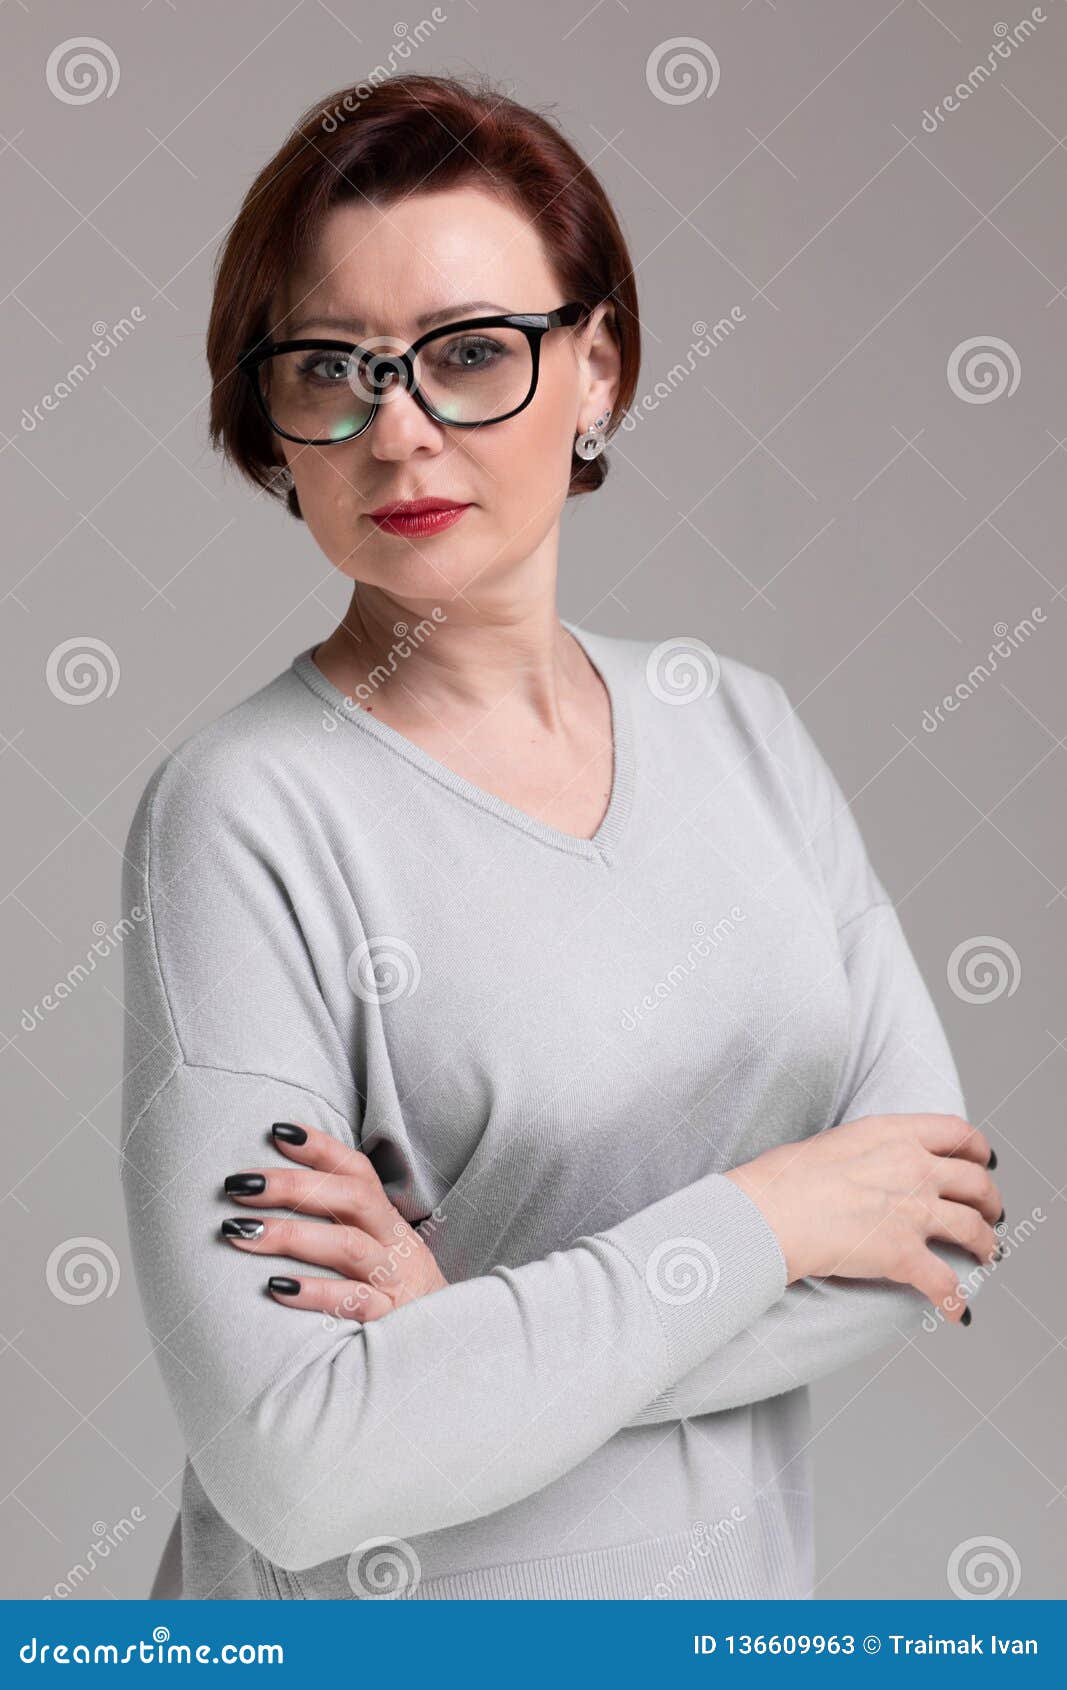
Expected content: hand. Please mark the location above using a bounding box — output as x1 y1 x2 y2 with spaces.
219 1121 449 1320
724 1113 1002 1322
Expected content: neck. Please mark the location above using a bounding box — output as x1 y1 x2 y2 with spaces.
312 588 591 733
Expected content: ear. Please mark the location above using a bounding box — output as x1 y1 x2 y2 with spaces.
576 303 621 432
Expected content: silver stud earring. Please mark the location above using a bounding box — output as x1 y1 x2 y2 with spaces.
269 464 294 493
574 408 612 461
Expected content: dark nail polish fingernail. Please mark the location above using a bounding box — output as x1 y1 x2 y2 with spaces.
221 1217 264 1239
272 1122 307 1145
987 1148 998 1170
225 1173 266 1195
996 1207 1006 1227
961 1306 972 1326
269 1276 301 1296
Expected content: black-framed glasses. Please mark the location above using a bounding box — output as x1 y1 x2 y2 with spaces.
238 301 589 445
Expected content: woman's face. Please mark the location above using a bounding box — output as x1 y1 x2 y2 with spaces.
268 184 618 598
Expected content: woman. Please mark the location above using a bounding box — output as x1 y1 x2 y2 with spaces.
120 73 1003 1602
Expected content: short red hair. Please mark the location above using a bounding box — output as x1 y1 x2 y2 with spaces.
206 72 641 519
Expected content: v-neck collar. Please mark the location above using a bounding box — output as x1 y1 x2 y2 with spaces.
289 619 634 866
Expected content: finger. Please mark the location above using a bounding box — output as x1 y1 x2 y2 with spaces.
914 1113 992 1168
221 1214 395 1282
224 1165 367 1223
266 1273 394 1321
906 1246 975 1326
268 1121 400 1242
925 1196 1000 1266
933 1157 1003 1225
269 1119 371 1180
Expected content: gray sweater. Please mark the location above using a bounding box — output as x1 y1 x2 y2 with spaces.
119 620 976 1601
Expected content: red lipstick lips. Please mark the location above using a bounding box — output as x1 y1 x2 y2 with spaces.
368 497 472 537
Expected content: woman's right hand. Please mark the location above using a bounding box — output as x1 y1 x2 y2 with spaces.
724 1113 1002 1320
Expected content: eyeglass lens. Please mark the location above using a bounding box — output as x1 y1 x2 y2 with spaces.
258 325 536 440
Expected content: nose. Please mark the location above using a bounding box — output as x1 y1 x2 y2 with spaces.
366 366 444 461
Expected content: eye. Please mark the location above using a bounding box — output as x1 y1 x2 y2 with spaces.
436 335 508 370
296 351 355 383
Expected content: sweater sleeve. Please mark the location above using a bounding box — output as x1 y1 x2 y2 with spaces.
626 679 984 1426
118 750 788 1573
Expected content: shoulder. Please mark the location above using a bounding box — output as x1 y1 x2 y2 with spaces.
591 623 792 731
590 626 841 833
123 665 324 875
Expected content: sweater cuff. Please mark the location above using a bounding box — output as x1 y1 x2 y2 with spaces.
597 1171 789 1383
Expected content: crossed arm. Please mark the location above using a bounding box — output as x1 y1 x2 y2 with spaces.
120 683 982 1572
626 690 984 1426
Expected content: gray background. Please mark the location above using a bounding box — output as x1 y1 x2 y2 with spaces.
2 0 1064 1600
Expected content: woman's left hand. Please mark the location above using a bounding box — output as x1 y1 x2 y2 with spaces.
219 1120 449 1320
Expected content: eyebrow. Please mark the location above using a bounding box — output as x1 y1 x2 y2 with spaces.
286 300 510 336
